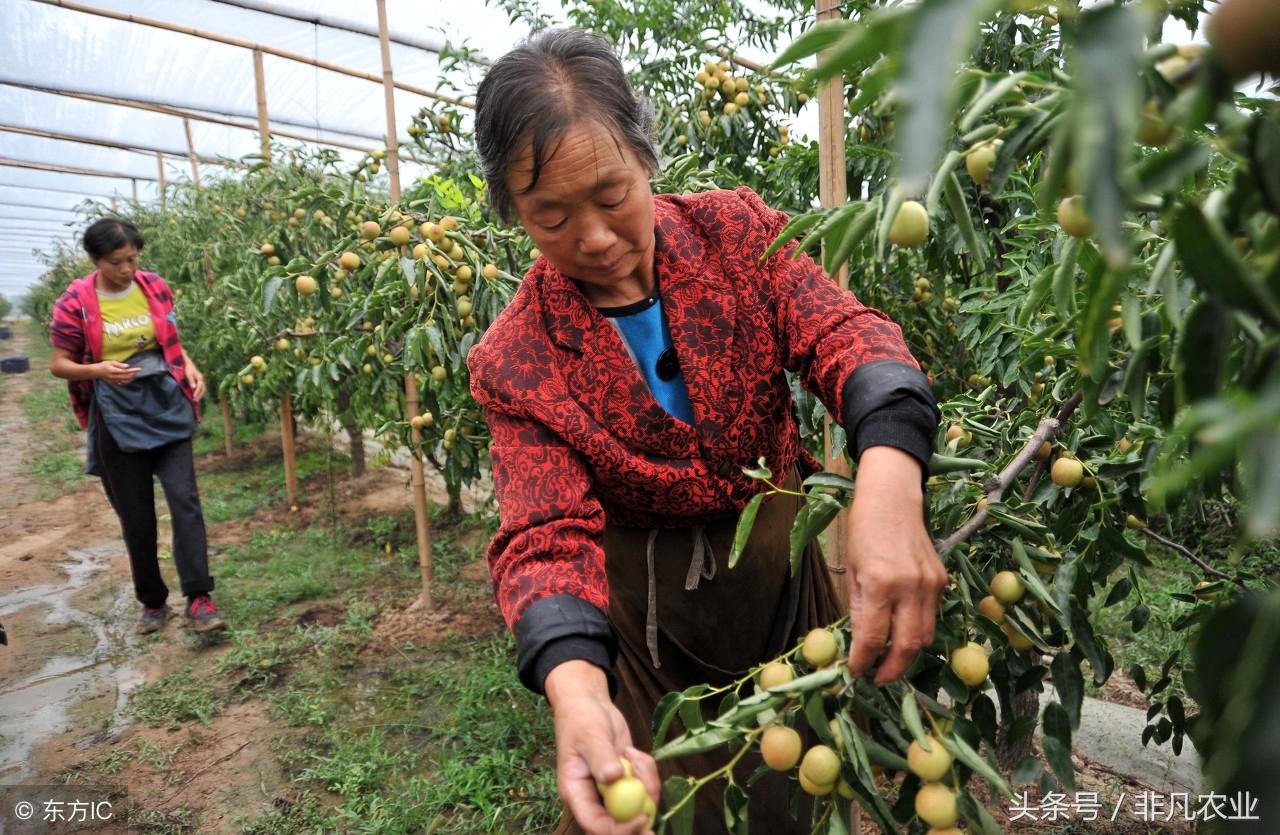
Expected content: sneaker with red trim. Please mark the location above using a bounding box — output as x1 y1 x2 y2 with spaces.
186 594 227 633
137 606 168 635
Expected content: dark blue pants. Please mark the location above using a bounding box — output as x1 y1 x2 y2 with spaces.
93 412 213 609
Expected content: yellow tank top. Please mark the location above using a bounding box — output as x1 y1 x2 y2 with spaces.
98 282 157 362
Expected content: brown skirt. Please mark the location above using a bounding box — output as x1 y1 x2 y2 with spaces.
555 474 844 834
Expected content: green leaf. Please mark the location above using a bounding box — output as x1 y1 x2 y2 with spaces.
798 202 863 258
1051 651 1085 729
928 453 989 474
959 72 1027 133
723 783 748 834
804 9 914 86
789 493 840 576
1041 702 1076 790
1017 263 1056 328
942 171 986 269
823 204 877 275
1246 427 1280 540
762 211 822 261
1249 112 1280 213
835 714 900 832
764 665 841 695
1011 755 1043 784
771 19 861 69
960 790 1005 834
1077 265 1128 382
1171 202 1280 326
262 276 282 315
875 186 905 260
659 776 696 835
925 150 962 217
939 733 1015 800
901 690 930 749
1176 299 1231 403
893 0 1000 195
653 725 742 761
1134 141 1212 195
652 692 684 746
729 493 764 570
1068 4 1150 267
1009 540 1065 617
802 473 856 493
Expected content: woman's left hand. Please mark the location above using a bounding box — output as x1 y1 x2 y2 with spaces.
843 446 948 685
185 363 207 401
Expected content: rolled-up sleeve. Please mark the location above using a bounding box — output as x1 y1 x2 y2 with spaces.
482 407 616 694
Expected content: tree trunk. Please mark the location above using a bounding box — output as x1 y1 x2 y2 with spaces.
998 687 1041 773
344 420 365 477
334 387 365 477
447 483 463 521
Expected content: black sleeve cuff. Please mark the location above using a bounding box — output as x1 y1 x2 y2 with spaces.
840 360 941 479
514 593 618 697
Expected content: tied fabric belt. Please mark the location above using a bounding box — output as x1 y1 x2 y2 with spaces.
644 525 718 669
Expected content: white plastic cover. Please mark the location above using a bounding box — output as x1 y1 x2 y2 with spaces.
0 0 545 296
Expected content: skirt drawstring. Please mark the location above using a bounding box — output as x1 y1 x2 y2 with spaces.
645 526 719 670
645 529 661 669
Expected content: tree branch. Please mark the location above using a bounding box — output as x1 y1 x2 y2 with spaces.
933 390 1083 553
1138 527 1243 586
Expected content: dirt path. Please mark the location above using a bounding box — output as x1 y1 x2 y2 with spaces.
0 331 288 832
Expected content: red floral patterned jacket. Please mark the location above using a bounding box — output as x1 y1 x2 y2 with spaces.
469 187 927 642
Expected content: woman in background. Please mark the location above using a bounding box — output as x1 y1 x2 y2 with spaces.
49 218 226 636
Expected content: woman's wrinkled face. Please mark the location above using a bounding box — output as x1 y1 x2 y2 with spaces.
507 119 655 305
95 244 139 290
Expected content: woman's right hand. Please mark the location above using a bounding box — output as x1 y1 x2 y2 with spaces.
96 361 140 385
545 660 660 835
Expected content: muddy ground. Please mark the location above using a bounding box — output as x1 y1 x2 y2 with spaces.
0 327 1197 835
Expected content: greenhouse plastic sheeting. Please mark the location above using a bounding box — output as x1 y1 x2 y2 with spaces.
0 0 543 295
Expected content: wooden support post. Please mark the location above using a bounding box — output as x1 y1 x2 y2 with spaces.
155 152 166 211
253 48 270 160
815 5 859 832
816 2 853 573
280 391 299 508
378 0 432 610
131 178 138 202
110 196 117 212
221 398 234 457
183 118 201 187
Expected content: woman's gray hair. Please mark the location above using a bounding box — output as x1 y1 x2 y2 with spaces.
474 29 658 223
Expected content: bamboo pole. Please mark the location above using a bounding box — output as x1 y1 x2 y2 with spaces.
253 49 270 160
0 201 78 213
378 0 432 610
816 3 852 569
32 0 472 107
1 80 387 148
221 399 234 457
0 122 221 164
0 157 157 180
131 179 138 202
183 118 201 187
155 152 166 211
280 391 299 508
182 119 218 289
205 0 462 58
0 181 117 199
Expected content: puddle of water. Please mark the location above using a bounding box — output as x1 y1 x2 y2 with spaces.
0 543 145 781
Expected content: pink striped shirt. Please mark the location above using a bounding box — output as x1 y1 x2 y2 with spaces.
50 270 197 429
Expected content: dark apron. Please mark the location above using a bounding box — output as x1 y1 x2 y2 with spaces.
86 349 195 475
556 470 844 834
